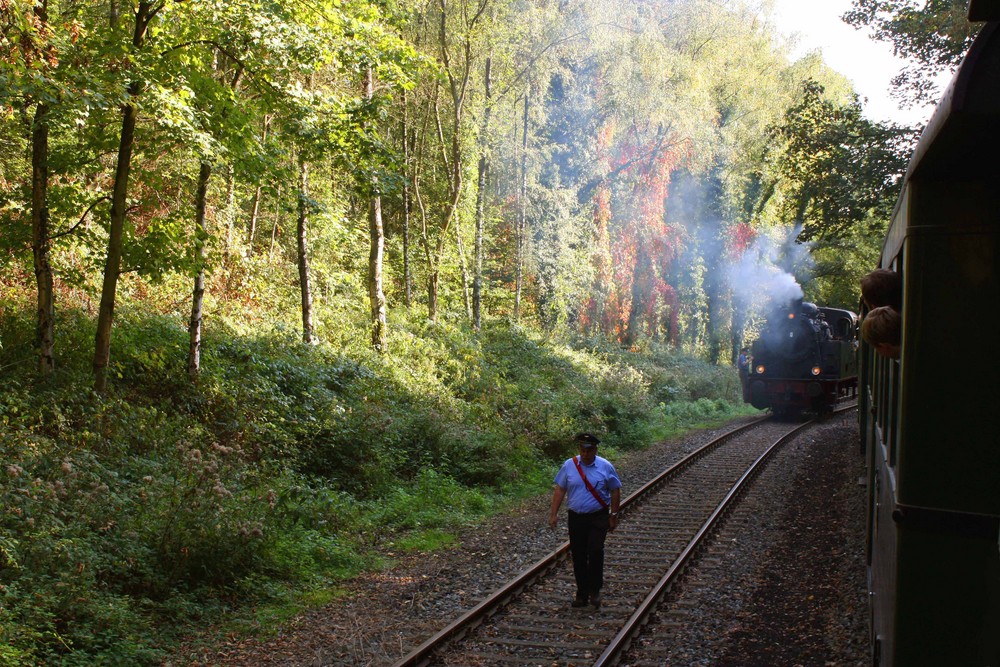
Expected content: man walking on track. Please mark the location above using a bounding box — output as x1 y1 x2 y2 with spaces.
548 433 622 609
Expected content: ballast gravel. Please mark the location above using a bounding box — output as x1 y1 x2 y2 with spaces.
172 412 869 667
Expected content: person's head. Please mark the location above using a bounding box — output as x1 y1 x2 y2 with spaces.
861 306 901 358
861 269 902 310
575 433 600 462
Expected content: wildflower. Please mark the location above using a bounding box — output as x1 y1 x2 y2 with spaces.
6 464 23 477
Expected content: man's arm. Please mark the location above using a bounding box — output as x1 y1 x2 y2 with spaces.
549 485 566 529
608 488 621 531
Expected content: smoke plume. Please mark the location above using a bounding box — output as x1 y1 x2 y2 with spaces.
726 226 813 316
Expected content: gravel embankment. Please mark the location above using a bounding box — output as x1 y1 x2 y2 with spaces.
622 412 869 666
172 412 869 667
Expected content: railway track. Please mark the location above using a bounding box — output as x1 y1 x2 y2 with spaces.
391 407 854 667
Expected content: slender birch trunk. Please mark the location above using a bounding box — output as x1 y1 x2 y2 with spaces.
246 115 270 253
222 163 235 250
514 87 529 321
472 55 492 330
402 93 413 308
187 161 211 382
366 67 387 353
456 220 471 318
187 63 242 380
296 156 314 343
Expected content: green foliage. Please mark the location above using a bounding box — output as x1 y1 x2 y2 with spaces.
843 0 978 106
652 397 759 441
763 79 916 243
806 216 887 310
0 298 748 665
1 0 893 662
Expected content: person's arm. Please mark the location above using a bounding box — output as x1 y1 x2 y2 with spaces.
608 487 621 531
549 485 566 529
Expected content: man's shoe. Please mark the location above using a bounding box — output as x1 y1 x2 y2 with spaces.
571 595 588 608
590 592 602 609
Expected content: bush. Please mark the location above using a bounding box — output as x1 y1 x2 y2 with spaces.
0 299 750 665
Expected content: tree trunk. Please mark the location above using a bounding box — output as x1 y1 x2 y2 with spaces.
247 185 261 253
703 170 728 364
731 298 748 364
222 162 235 250
369 194 388 352
456 219 471 318
93 1 158 392
424 98 463 322
187 55 242 380
424 0 481 322
472 55 492 330
625 244 654 346
514 88 529 321
94 101 137 392
30 0 54 377
428 269 439 319
269 187 281 258
296 157 314 343
366 68 387 353
246 115 270 253
402 92 413 308
32 100 55 376
187 161 211 382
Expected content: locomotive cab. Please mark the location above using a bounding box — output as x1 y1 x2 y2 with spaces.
818 307 859 376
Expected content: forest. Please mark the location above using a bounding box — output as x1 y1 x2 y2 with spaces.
0 0 971 664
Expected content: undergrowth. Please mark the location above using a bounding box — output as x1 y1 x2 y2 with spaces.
0 300 756 665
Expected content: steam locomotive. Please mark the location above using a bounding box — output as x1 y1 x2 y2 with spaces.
745 299 858 416
860 7 1000 666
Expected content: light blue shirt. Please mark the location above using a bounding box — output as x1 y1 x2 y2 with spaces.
554 455 622 513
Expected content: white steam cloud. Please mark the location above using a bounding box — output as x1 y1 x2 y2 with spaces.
726 225 813 316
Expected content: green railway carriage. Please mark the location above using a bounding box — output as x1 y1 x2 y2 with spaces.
860 13 1000 667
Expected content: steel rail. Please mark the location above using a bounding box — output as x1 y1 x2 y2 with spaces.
593 404 856 666
389 414 772 667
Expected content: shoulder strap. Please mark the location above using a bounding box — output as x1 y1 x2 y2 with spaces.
573 456 609 509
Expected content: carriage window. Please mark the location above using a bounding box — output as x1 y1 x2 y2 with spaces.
886 358 900 467
872 351 900 468
876 352 888 452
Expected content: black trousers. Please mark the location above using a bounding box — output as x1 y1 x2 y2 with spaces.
567 508 610 597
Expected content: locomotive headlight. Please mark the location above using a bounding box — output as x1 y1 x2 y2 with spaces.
811 366 821 376
755 364 765 374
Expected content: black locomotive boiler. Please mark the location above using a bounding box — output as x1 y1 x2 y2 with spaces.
746 299 858 416
860 6 1000 666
